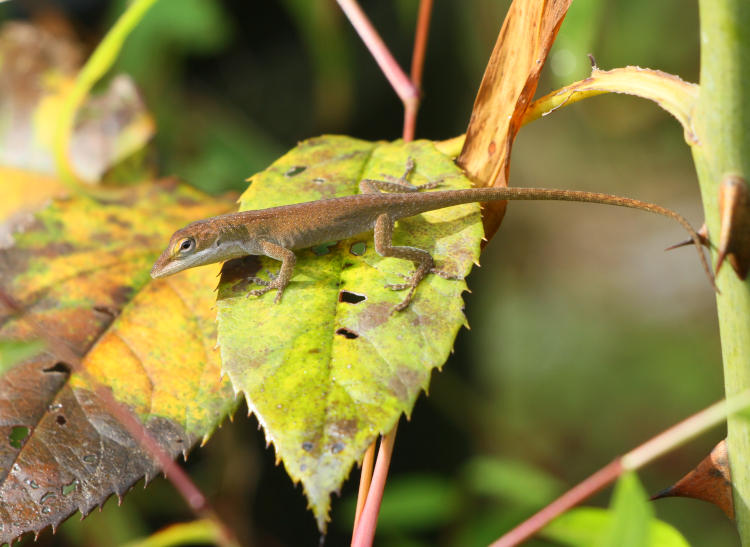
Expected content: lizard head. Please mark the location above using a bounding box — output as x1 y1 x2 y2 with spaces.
151 222 219 279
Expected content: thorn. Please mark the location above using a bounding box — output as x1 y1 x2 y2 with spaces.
587 53 598 70
716 175 750 279
651 439 733 519
665 223 710 251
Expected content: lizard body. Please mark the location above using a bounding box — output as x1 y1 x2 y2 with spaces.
151 160 712 311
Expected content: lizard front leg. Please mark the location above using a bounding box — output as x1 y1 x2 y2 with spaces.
246 240 296 303
373 213 437 312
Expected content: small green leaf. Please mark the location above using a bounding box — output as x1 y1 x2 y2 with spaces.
216 135 483 529
366 475 462 533
0 340 44 374
122 519 231 547
541 507 691 547
462 457 566 508
8 426 30 449
604 471 653 547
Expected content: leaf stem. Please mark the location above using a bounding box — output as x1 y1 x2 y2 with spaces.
351 423 398 547
353 441 376 532
335 0 419 119
403 0 433 141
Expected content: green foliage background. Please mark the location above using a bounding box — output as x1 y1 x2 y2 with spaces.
1 0 731 545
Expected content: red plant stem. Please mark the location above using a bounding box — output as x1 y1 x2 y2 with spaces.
0 287 237 547
336 0 419 110
410 0 432 89
93 385 207 510
403 0 433 141
351 423 399 547
490 459 624 547
353 440 377 532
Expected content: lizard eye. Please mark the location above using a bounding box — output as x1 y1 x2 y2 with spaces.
175 237 195 255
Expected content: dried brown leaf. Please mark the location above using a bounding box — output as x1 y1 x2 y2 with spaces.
457 0 572 240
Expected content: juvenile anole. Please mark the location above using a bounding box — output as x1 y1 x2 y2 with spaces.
151 159 713 311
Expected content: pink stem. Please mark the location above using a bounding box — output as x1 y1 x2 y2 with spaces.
351 423 399 547
403 0 433 141
336 0 419 110
353 440 377 532
489 459 624 547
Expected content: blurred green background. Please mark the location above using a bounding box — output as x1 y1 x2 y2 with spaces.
1 0 732 545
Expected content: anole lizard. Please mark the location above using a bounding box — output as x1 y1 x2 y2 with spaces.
151 158 713 311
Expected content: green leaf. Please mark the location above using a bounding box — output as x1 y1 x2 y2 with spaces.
216 135 483 530
541 507 691 547
462 456 566 508
364 475 462 533
604 471 653 547
0 339 44 374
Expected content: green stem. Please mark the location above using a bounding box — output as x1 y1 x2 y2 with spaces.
53 0 159 188
694 1 750 543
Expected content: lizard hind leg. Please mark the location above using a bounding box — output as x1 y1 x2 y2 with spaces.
373 213 436 312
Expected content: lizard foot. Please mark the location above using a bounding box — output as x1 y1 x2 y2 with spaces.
248 285 285 304
248 286 272 297
430 268 462 281
246 276 270 287
391 286 418 314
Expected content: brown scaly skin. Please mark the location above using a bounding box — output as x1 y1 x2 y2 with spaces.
152 159 714 312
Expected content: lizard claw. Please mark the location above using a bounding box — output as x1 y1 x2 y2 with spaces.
248 286 272 297
417 179 444 190
430 267 462 280
246 276 270 287
386 282 412 291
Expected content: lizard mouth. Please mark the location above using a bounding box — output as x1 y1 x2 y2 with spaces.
150 257 177 279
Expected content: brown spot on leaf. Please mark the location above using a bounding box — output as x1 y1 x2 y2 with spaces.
388 366 424 403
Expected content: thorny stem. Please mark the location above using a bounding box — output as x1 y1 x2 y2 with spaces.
0 289 238 547
351 424 399 547
693 1 750 542
492 392 750 546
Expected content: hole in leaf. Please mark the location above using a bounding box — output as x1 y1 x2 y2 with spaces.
56 415 66 426
339 291 366 304
350 242 366 256
302 442 314 452
331 442 344 454
8 426 30 449
312 177 325 183
62 478 79 496
312 241 336 256
335 328 359 339
93 305 118 317
285 165 306 176
40 491 56 504
43 362 71 375
82 454 97 464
